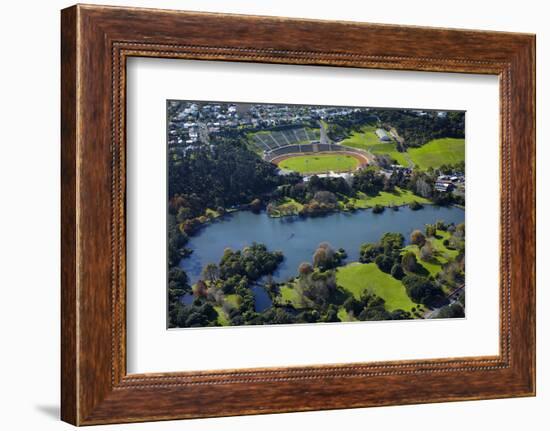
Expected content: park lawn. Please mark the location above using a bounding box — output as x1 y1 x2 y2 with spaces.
224 294 240 308
337 306 354 322
279 285 303 308
341 125 409 166
205 208 221 218
214 306 230 326
431 230 460 259
403 244 443 277
269 197 304 217
402 230 461 277
278 154 359 174
345 187 431 209
407 138 465 169
336 263 416 312
340 125 379 149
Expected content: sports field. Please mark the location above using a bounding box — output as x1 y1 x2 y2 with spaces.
277 153 360 174
407 138 465 169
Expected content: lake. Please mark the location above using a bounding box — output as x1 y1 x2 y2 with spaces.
179 205 465 285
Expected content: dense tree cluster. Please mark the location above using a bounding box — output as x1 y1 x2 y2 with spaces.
352 167 386 196
168 136 281 225
359 232 405 275
168 243 285 328
343 292 411 321
434 291 465 319
376 110 465 148
325 111 379 141
218 243 284 288
312 243 347 271
402 274 445 307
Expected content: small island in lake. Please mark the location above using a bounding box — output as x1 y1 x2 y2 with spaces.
167 101 466 328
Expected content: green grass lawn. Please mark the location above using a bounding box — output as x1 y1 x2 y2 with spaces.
402 230 460 278
205 208 221 218
407 138 465 169
214 305 230 326
344 187 431 209
340 126 380 149
224 294 240 308
336 263 416 312
337 306 353 322
279 285 303 308
268 197 304 217
340 126 409 166
278 154 359 174
340 127 463 170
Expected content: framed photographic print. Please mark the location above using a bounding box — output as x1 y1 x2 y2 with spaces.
61 4 536 425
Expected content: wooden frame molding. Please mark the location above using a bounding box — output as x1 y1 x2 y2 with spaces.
61 4 535 426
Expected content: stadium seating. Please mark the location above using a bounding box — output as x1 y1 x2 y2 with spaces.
252 127 324 156
249 122 370 169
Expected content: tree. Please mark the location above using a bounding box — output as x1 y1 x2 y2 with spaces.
312 247 328 269
343 297 363 316
312 243 338 270
380 232 405 250
298 262 313 276
401 251 418 272
455 222 466 239
375 254 394 273
313 190 337 205
410 229 426 247
250 198 262 213
425 224 437 237
434 303 464 319
359 243 381 263
420 241 434 261
402 274 444 306
372 204 385 214
415 178 432 198
391 263 404 279
409 201 423 211
176 206 192 223
193 280 208 298
201 263 220 285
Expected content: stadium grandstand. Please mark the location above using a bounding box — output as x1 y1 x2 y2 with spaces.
253 122 371 172
251 127 319 151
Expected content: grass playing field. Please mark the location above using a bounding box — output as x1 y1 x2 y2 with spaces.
278 154 359 174
336 262 416 312
342 187 431 209
340 125 410 166
407 138 465 169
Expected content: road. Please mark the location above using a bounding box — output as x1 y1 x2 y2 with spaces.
423 284 465 319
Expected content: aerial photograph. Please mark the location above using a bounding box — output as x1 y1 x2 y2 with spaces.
167 101 466 328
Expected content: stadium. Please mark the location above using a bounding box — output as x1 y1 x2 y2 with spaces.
251 122 371 175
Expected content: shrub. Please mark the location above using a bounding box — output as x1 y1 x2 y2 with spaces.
409 201 423 210
372 204 385 214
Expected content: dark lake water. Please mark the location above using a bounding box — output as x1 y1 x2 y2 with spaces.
179 205 465 286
